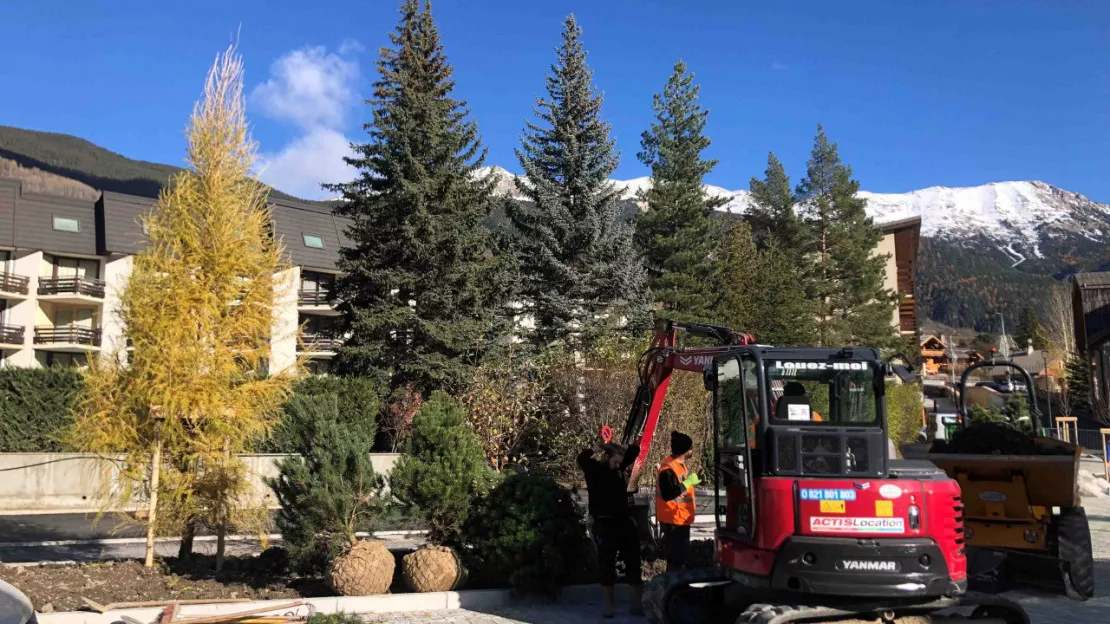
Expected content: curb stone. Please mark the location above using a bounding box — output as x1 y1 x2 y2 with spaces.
36 585 628 624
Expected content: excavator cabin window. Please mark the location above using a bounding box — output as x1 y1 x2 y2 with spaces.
766 361 877 426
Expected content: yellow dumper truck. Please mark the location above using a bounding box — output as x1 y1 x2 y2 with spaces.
903 359 1094 599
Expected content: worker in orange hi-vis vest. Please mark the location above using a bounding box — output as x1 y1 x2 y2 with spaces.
656 431 700 572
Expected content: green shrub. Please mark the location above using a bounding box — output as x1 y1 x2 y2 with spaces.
260 375 382 453
0 368 83 452
267 393 389 573
463 472 592 595
389 392 498 544
885 381 923 448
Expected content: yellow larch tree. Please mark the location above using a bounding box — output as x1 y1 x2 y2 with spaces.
68 45 298 568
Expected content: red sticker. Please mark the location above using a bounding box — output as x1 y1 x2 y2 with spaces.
601 425 613 442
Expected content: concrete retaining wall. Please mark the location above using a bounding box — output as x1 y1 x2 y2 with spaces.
0 453 400 512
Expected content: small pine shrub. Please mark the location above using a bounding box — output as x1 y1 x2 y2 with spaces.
463 472 592 595
261 375 382 452
267 393 388 573
389 392 498 544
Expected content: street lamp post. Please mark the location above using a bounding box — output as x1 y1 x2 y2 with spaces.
1042 350 1052 434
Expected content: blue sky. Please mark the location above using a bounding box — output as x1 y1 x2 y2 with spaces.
1 1 1107 201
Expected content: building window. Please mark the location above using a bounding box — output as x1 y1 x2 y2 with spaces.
52 216 80 233
302 233 325 249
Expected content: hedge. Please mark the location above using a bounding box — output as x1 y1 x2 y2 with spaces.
0 368 83 452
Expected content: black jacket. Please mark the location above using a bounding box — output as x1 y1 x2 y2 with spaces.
657 467 685 503
578 444 640 518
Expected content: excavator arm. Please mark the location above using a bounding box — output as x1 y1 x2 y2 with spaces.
620 319 754 488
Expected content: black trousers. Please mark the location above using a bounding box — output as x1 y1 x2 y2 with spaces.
592 515 642 586
660 523 691 567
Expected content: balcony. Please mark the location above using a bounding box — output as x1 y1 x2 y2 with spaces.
896 265 915 298
38 276 106 303
0 324 24 347
0 272 30 297
34 326 102 351
298 333 342 356
298 289 340 316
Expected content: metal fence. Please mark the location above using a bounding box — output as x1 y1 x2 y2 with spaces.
1042 427 1106 458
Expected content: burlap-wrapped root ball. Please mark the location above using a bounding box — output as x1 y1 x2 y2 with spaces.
328 540 396 596
402 545 467 592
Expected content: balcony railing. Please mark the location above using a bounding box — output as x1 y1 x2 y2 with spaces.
298 333 342 352
0 272 29 295
38 276 106 298
34 326 102 346
298 289 335 307
896 265 915 297
0 324 24 345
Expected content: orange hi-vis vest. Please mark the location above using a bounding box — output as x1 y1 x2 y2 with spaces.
656 456 696 526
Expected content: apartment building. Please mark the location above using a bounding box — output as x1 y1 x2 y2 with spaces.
0 176 921 371
0 177 347 373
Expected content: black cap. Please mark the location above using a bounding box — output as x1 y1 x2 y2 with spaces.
671 431 693 457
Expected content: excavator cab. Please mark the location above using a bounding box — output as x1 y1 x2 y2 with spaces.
623 320 1030 624
711 348 893 543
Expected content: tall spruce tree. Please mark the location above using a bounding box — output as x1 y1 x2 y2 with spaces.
795 125 897 347
507 15 647 347
327 0 510 396
714 221 815 346
1015 307 1051 351
747 153 808 253
634 60 725 323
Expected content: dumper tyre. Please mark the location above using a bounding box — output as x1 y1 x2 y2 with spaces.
1055 506 1094 599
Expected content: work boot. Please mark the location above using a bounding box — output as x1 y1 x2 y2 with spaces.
629 584 644 616
601 585 616 619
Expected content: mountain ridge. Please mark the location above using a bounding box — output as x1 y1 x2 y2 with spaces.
2 126 1106 332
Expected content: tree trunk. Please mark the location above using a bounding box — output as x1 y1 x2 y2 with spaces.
179 520 197 561
143 434 163 568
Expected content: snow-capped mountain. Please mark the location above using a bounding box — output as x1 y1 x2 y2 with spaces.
480 166 1110 251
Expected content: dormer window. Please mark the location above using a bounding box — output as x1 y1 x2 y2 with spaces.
53 216 80 233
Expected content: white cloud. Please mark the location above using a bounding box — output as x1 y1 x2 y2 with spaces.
257 128 355 200
252 43 362 199
338 39 365 56
251 45 360 130
771 61 789 71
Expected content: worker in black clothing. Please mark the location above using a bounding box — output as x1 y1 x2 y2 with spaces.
578 441 643 618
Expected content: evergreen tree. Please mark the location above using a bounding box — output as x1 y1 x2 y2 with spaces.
507 15 647 347
268 394 388 573
327 0 511 396
1066 351 1092 411
1015 307 1051 351
795 125 897 347
747 153 808 253
714 221 815 346
390 392 498 545
634 60 725 323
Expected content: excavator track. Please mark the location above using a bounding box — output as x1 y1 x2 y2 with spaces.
645 570 1030 624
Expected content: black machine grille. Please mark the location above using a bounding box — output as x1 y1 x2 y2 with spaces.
846 436 871 473
768 427 885 478
777 435 798 472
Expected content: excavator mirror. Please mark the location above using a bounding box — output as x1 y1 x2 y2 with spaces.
891 364 917 384
704 365 717 391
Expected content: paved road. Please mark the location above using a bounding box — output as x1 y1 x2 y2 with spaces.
349 497 1110 624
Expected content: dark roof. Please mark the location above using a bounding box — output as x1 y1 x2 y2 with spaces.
1074 272 1110 289
0 176 352 270
876 216 922 233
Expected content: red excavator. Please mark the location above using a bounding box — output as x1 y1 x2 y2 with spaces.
617 319 1030 624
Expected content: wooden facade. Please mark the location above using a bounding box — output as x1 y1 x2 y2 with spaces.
877 217 921 339
1073 272 1110 402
